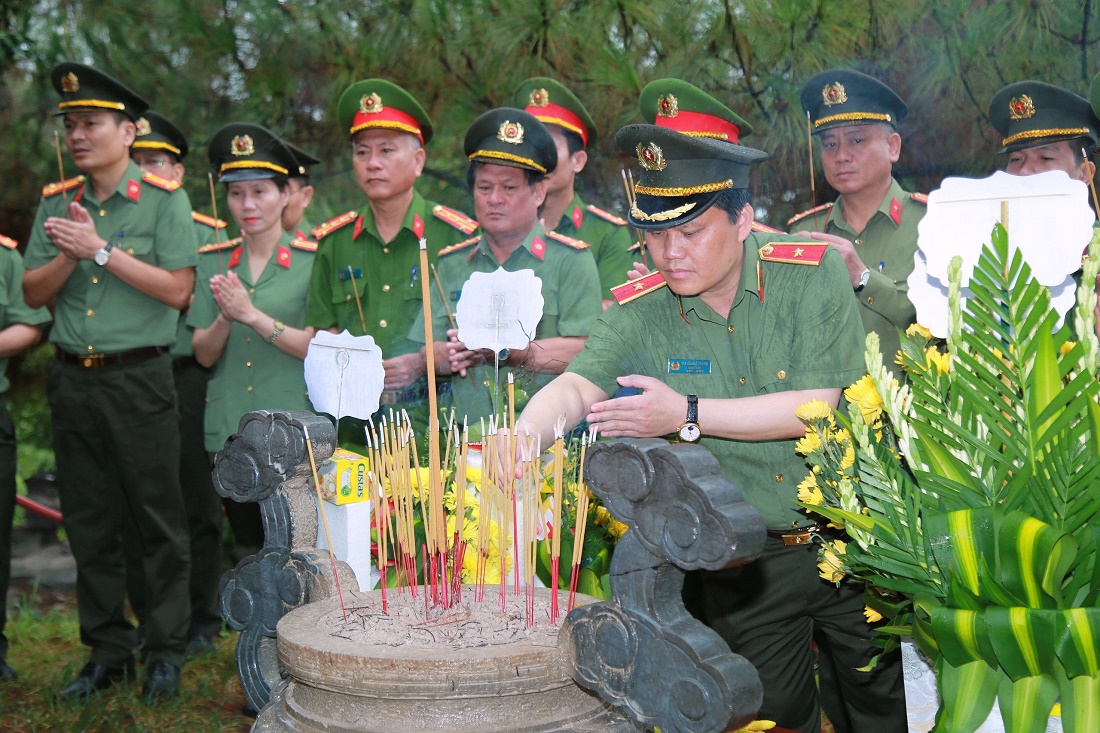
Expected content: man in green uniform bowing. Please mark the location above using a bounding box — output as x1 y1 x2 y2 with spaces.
512 124 906 732
788 70 925 373
129 109 225 656
23 63 196 702
416 108 602 430
307 79 476 446
514 77 633 308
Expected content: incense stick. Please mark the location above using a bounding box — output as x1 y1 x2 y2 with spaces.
303 425 348 621
207 172 224 274
54 132 70 215
430 263 458 330
806 111 820 231
347 266 368 334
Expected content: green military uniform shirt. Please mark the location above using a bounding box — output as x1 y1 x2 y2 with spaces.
552 193 634 297
415 222 602 426
188 232 315 452
24 163 197 354
787 178 925 369
0 242 50 393
568 232 866 529
170 212 227 359
289 216 315 243
306 189 474 357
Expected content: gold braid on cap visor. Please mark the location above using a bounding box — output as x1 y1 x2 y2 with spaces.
348 120 421 138
814 111 891 128
468 150 547 174
634 179 733 197
218 160 289 176
1001 127 1092 148
534 115 585 139
131 140 182 156
630 201 697 222
58 99 126 112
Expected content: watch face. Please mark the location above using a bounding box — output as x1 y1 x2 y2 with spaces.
679 423 701 443
94 249 110 266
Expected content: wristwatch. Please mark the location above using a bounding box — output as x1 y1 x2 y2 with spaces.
93 239 114 267
265 320 286 344
678 394 701 443
855 267 871 291
496 348 510 363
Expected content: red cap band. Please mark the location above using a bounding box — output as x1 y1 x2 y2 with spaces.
527 102 589 147
350 107 423 144
656 109 741 144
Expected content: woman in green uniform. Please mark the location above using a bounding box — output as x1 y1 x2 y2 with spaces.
188 123 317 553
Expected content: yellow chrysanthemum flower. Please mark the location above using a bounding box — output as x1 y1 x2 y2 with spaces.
1061 341 1077 357
795 429 823 456
594 505 611 526
864 606 884 623
905 323 933 340
796 475 825 506
925 346 950 375
839 441 856 470
818 540 847 583
795 399 834 422
608 519 629 539
731 721 777 732
843 374 883 426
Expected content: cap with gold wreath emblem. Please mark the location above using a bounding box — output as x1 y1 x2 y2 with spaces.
337 79 434 145
514 77 598 148
282 140 321 178
51 62 148 121
132 110 188 159
990 80 1099 154
800 69 907 134
616 123 766 229
208 122 298 183
464 108 557 175
640 78 754 144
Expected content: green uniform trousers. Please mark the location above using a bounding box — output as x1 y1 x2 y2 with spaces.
0 397 15 662
703 539 906 733
48 353 191 668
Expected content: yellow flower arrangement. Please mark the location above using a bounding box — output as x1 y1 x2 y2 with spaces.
905 323 933 339
795 399 834 423
843 374 883 425
796 475 824 507
817 539 846 583
794 430 823 456
863 605 884 623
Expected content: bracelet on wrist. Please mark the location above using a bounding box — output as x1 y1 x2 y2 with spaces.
265 319 286 344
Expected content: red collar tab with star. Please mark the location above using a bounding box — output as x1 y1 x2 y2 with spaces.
437 236 480 258
758 242 828 265
545 230 591 251
276 245 292 268
311 211 357 240
0 234 17 250
531 237 547 260
610 271 667 305
227 245 243 269
889 197 902 226
141 172 182 192
412 214 425 240
353 214 365 240
125 178 142 202
42 175 85 199
571 205 583 230
586 204 627 226
432 204 479 235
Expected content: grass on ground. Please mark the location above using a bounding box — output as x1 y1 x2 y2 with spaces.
0 585 252 733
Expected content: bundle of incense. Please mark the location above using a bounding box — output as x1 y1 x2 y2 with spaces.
475 417 490 602
519 433 540 628
549 418 567 622
507 375 521 593
303 425 348 622
365 426 390 613
451 424 469 602
568 428 596 611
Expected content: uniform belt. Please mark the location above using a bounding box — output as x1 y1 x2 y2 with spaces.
766 523 835 546
379 380 430 406
56 346 169 369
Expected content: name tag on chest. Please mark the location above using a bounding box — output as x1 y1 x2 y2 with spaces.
337 268 363 281
668 358 711 375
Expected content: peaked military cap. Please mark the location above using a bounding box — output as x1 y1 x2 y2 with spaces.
990 80 1099 154
640 78 754 143
208 123 298 183
800 69 907 134
337 79 433 145
464 108 557 175
283 140 321 178
514 77 598 148
132 111 188 159
616 123 767 229
51 62 148 121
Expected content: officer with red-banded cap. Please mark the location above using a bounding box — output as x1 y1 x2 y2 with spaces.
307 79 477 445
514 77 633 308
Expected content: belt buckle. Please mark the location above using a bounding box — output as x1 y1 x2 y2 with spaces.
81 353 105 369
782 531 814 546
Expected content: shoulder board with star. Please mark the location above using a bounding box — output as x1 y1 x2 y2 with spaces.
546 230 591 250
291 238 318 252
910 192 928 205
191 211 228 230
198 237 241 254
585 204 627 226
437 236 481 257
432 204 479 235
786 202 834 227
610 272 667 305
751 221 783 234
141 172 182 192
311 211 358 240
0 234 17 250
758 242 828 265
42 175 85 198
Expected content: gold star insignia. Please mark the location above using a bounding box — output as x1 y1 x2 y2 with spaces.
793 247 805 257
634 282 644 290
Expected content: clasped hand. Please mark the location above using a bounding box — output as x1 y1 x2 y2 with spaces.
43 203 105 260
210 271 255 323
585 375 686 438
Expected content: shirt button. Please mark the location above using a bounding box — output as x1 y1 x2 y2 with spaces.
727 325 734 333
245 337 251 343
777 370 787 379
483 380 490 387
127 248 134 255
91 277 98 284
379 320 387 328
775 474 783 482
866 296 874 305
382 284 391 292
383 247 390 254
87 345 94 352
854 238 863 246
99 209 107 217
346 294 352 301
739 377 746 385
246 361 252 368
247 385 253 392
249 288 255 295
86 309 94 317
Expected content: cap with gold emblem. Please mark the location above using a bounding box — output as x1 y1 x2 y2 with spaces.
800 69 907 135
616 123 766 229
51 62 148 121
990 80 1099 154
514 77 597 148
208 123 298 183
640 78 753 144
132 110 188 159
337 79 433 145
464 108 557 175
283 140 321 178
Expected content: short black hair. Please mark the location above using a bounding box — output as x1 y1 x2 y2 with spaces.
710 188 753 224
289 173 311 187
466 161 545 190
560 128 585 156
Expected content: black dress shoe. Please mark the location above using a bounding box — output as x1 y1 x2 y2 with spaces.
0 659 17 680
57 660 135 700
185 633 215 658
142 659 181 703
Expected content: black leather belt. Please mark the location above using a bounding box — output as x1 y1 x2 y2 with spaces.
766 522 835 546
172 355 202 371
56 346 169 369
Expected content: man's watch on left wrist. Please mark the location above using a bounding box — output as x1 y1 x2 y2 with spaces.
93 239 114 267
678 394 701 443
496 347 510 364
855 267 871 291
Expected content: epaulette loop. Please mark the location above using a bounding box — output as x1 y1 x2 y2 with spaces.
141 172 182 192
437 236 480 257
610 272 667 305
546 230 591 250
311 211 358 240
758 242 828 266
197 237 241 253
432 204 479 235
290 238 318 252
191 211 228 229
786 202 834 227
586 204 627 226
42 175 85 198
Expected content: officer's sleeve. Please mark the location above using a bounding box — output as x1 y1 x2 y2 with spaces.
22 200 59 271
858 248 917 330
3 250 51 328
554 250 602 337
306 238 338 330
595 225 636 295
565 306 635 398
789 250 867 390
186 257 217 330
153 189 199 271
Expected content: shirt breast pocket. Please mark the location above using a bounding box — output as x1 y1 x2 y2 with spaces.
121 235 155 263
